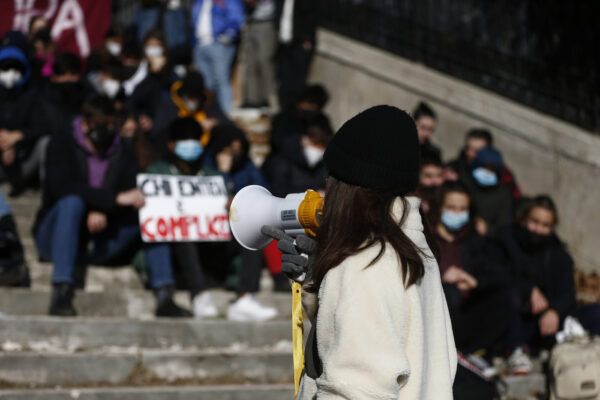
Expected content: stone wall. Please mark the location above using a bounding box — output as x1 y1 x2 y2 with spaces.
309 29 600 272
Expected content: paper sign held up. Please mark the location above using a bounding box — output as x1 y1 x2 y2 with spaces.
137 174 231 242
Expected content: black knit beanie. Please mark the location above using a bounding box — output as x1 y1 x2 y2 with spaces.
323 105 420 192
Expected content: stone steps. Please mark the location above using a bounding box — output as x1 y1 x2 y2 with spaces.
0 349 293 387
0 317 293 350
0 288 292 319
0 384 294 400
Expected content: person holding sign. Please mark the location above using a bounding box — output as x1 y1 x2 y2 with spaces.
143 117 277 320
32 97 177 316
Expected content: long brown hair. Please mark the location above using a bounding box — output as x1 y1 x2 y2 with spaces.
308 177 438 293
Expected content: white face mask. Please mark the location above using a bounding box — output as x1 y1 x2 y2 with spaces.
101 78 120 99
183 98 199 112
0 69 23 89
106 41 122 56
144 45 164 59
173 64 187 78
303 145 324 168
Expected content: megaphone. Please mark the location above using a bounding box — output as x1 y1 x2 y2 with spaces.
229 185 323 250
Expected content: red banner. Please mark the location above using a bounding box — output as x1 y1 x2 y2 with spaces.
0 0 112 58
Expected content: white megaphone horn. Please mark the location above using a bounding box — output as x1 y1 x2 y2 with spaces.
229 185 323 250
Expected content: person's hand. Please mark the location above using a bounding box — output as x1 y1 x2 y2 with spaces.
0 130 23 150
443 266 462 284
116 188 146 209
302 40 313 51
457 270 478 291
87 211 107 234
216 151 233 173
443 167 459 181
530 286 549 315
261 226 317 283
539 309 560 336
475 217 488 236
1 148 15 166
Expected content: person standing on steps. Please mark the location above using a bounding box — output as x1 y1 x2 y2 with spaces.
265 105 457 399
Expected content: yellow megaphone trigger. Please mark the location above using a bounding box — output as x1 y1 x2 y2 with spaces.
298 190 323 238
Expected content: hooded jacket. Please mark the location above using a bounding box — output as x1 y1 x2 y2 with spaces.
298 197 457 399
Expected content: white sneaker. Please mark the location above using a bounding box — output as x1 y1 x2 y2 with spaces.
508 347 533 375
192 292 218 318
227 294 277 322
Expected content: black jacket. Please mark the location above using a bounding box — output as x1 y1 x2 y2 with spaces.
493 225 576 319
262 134 327 197
34 128 139 233
274 0 318 44
0 84 47 152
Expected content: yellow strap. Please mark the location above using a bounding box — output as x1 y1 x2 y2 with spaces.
292 281 304 399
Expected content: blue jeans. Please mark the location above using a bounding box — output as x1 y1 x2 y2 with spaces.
0 190 13 220
193 42 236 113
35 195 173 288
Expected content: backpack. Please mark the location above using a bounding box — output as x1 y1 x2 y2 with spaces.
550 337 600 399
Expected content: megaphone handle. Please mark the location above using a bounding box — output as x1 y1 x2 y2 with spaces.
292 280 304 399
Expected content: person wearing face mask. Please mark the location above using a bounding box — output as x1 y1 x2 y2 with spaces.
492 196 576 375
86 26 126 74
33 97 171 317
0 42 48 196
431 181 514 358
446 128 522 206
416 154 444 214
269 84 329 156
263 112 332 198
460 146 512 237
144 118 277 320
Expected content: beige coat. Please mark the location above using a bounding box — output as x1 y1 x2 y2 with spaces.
298 196 457 399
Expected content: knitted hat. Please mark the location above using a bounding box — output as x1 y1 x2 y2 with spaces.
471 146 503 170
323 105 420 192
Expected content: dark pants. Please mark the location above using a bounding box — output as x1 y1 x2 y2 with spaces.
147 240 263 296
277 42 314 110
35 195 165 287
444 283 519 354
506 311 556 353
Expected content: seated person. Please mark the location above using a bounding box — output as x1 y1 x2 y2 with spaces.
416 153 444 214
33 97 163 316
431 181 513 355
263 113 332 197
150 72 230 153
412 101 441 160
269 84 329 155
0 42 48 195
145 118 277 321
494 196 576 374
446 128 522 206
458 146 512 237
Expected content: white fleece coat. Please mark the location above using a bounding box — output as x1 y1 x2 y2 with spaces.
298 196 457 400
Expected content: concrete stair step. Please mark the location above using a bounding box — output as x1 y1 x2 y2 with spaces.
0 349 294 387
0 384 294 400
0 316 293 351
501 373 546 399
0 288 292 318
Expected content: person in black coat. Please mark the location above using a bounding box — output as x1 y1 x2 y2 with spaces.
34 97 181 317
494 195 576 373
263 112 332 197
430 181 515 354
0 43 48 195
274 0 318 109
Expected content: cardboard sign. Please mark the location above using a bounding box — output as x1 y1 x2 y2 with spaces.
137 174 231 243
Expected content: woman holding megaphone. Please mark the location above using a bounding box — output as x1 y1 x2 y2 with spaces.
265 106 457 399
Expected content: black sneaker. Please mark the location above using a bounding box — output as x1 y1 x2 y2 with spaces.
155 285 192 318
49 283 77 316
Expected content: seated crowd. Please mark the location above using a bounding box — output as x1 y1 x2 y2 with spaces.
0 8 587 378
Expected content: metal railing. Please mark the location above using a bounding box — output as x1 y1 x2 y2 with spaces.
319 0 600 133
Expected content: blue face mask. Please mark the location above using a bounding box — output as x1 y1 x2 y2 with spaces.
441 210 470 231
174 140 203 162
472 167 498 187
